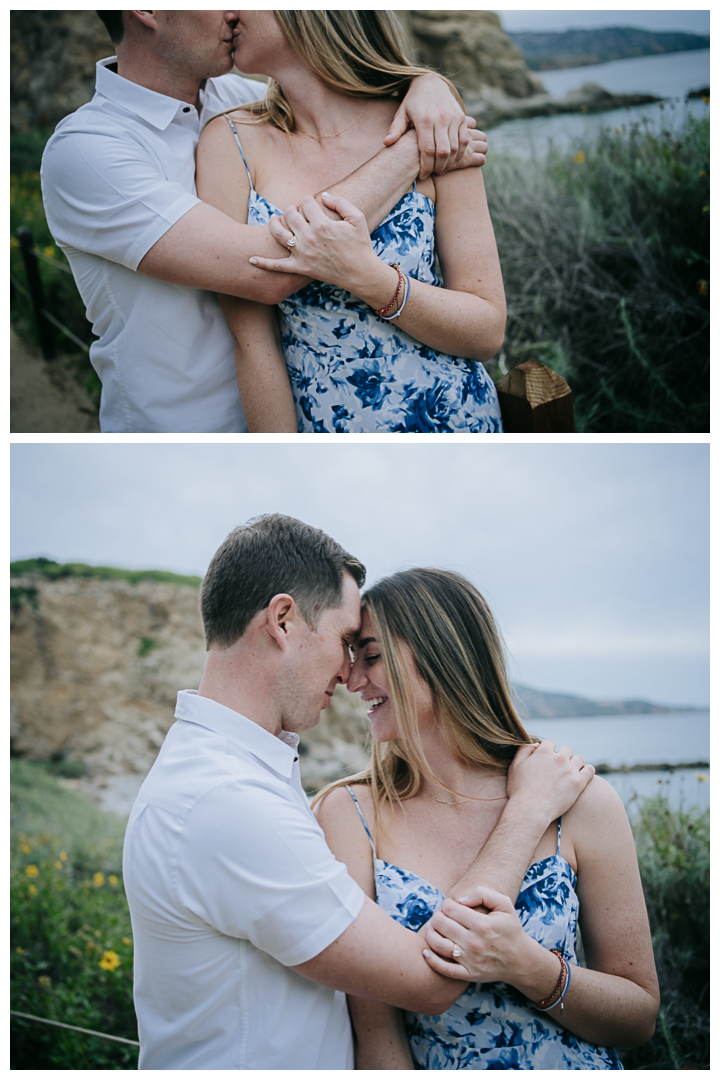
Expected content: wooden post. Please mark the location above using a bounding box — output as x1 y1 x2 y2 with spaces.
17 227 56 360
495 360 575 432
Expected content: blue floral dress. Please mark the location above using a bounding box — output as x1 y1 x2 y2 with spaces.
227 119 503 433
346 787 622 1070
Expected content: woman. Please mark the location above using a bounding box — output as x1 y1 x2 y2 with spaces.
196 11 505 433
314 569 659 1070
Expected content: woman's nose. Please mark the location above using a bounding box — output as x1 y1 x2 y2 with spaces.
347 665 367 693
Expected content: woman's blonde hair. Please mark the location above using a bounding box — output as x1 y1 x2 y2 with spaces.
237 11 462 134
312 569 534 820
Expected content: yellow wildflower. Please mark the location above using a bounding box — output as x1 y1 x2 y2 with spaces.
21 844 30 854
574 151 586 165
99 950 121 972
16 947 24 954
10 236 19 248
38 975 51 988
28 885 37 896
87 941 97 951
122 938 132 946
93 872 105 888
697 280 708 297
25 865 39 878
43 245 55 258
59 852 68 862
108 874 118 887
696 772 708 782
54 860 63 870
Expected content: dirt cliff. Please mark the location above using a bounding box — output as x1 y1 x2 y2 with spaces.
10 574 370 806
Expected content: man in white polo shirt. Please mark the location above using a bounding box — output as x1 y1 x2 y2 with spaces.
40 11 488 433
123 514 594 1069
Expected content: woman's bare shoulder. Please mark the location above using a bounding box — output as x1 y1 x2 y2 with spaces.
563 775 632 852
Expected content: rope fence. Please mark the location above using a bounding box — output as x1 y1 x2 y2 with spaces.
10 1009 140 1048
12 227 92 359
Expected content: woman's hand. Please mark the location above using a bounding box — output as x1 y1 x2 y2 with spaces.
249 194 400 309
422 887 553 994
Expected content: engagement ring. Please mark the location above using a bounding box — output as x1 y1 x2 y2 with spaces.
452 945 462 959
286 235 297 249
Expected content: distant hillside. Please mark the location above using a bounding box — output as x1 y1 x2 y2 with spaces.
513 684 700 720
509 27 710 72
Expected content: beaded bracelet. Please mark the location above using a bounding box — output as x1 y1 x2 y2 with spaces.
375 262 403 317
533 950 568 1012
381 273 411 321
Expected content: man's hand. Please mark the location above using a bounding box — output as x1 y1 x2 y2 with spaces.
384 73 487 178
507 740 595 822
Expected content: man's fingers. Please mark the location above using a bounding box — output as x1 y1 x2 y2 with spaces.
384 102 409 146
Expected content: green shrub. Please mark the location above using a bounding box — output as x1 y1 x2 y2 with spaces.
11 764 137 1068
620 794 710 1069
486 113 710 432
10 127 100 405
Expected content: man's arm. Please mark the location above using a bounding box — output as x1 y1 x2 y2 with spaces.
139 74 488 303
301 741 593 1015
445 741 594 904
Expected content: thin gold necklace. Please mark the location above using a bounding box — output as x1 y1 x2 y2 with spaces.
295 102 370 140
424 774 508 806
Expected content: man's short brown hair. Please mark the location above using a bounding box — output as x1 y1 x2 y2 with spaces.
200 514 366 650
96 11 125 45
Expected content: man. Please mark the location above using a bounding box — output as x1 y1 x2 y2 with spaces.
123 514 594 1069
40 11 488 433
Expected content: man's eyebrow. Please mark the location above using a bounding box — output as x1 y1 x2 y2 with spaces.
357 636 377 649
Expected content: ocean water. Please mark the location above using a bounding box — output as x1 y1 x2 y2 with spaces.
528 711 710 811
489 48 710 157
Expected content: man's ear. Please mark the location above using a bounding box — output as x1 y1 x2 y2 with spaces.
265 593 299 650
129 10 159 32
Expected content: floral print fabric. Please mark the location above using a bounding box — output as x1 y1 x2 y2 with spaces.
228 119 503 433
347 787 622 1071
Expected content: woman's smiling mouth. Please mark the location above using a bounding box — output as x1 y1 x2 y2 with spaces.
364 696 388 715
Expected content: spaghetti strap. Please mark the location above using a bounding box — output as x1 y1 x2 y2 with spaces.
225 116 255 191
346 786 376 858
557 817 562 857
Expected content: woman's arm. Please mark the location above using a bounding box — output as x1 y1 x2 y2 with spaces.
424 778 660 1049
196 116 298 432
218 296 297 433
248 166 506 362
315 787 415 1070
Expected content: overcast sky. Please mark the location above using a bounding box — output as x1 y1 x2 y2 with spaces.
495 9 710 34
10 443 708 707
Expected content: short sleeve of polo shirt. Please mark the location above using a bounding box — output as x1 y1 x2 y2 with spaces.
41 127 200 272
173 777 366 968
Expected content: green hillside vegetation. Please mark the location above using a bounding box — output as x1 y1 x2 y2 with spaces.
10 557 201 590
510 27 710 72
485 113 709 432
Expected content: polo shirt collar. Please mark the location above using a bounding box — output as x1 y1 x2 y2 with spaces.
95 57 197 131
175 689 299 780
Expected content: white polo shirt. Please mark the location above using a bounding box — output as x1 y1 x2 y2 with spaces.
123 690 364 1071
41 59 262 433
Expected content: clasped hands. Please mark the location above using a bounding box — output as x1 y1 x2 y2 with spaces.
248 116 489 284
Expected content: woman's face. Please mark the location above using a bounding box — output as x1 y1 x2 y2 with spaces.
231 11 296 77
347 609 434 742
